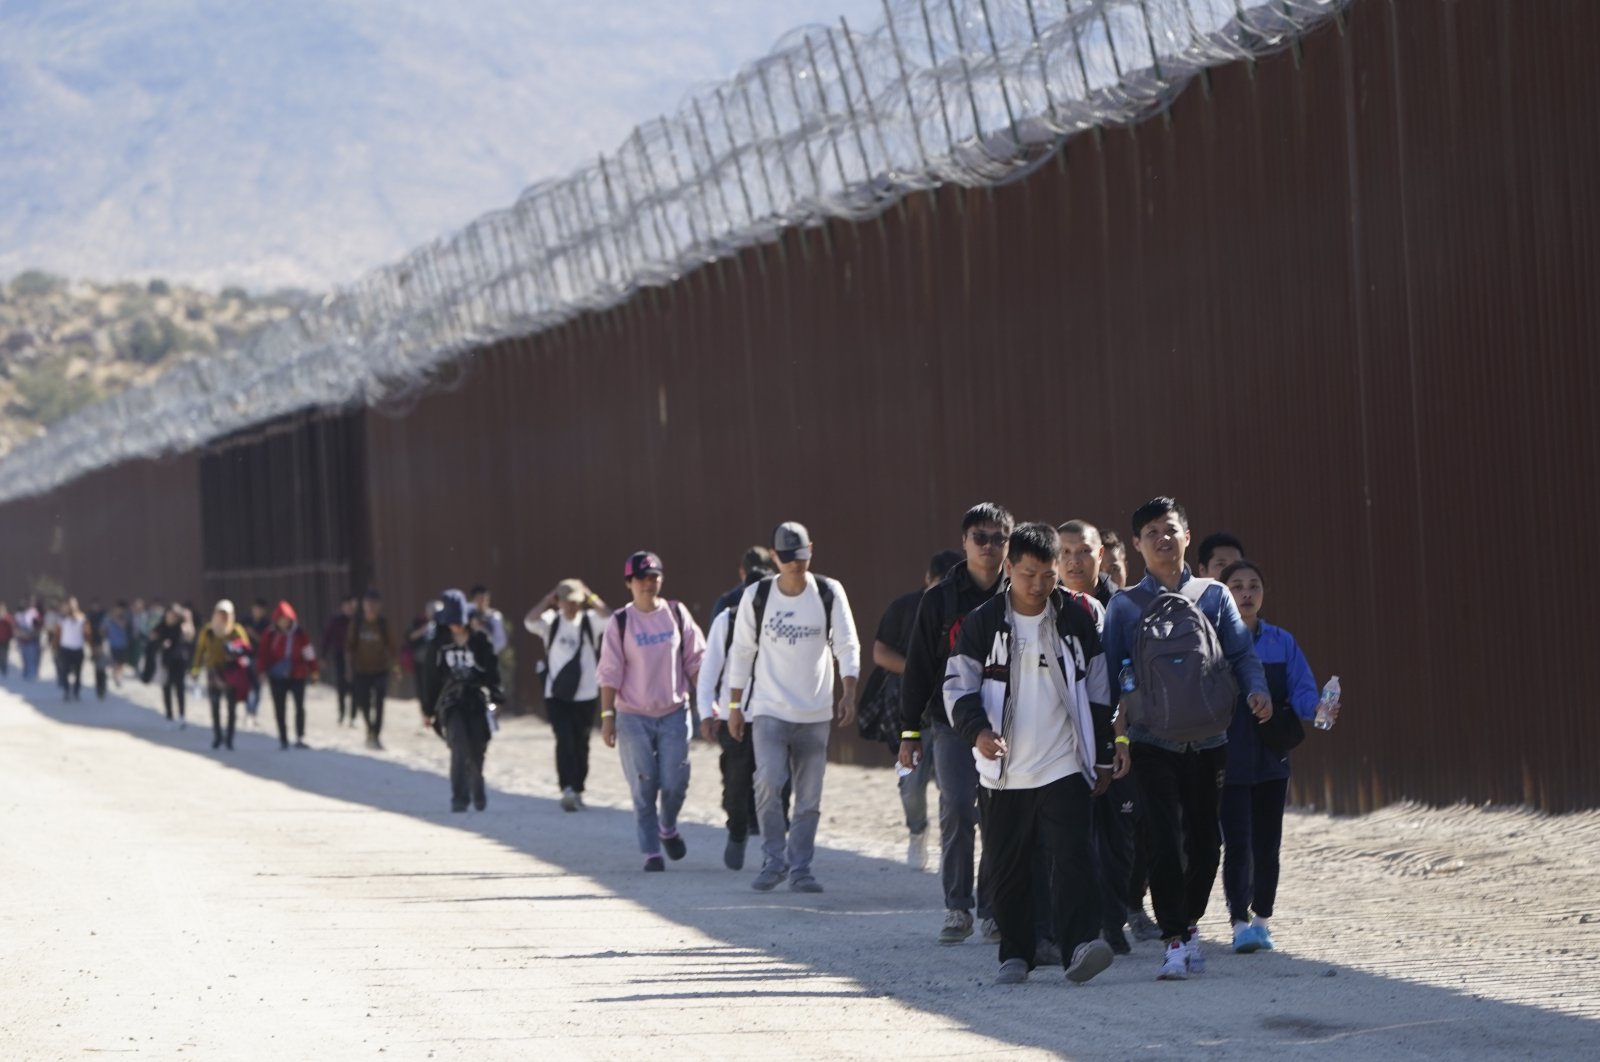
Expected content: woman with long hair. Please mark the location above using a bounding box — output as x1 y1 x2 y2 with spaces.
190 600 252 750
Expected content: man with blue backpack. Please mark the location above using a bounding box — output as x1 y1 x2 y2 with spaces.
1102 497 1270 981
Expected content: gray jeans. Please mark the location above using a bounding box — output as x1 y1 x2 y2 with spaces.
930 720 991 918
752 717 831 878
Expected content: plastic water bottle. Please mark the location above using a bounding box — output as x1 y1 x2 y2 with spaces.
896 748 920 779
1315 675 1341 730
1119 658 1136 694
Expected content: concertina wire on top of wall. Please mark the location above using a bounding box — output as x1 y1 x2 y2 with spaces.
0 0 1347 504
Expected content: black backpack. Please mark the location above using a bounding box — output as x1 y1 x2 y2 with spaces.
1121 581 1238 743
545 611 596 702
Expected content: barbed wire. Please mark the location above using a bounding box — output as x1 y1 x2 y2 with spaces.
0 0 1346 503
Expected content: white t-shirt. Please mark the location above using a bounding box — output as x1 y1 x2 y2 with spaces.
58 616 87 651
725 574 861 725
1002 610 1079 790
530 608 603 702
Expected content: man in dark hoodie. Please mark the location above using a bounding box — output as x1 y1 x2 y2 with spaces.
348 588 397 751
423 590 503 813
899 502 1013 945
322 595 358 726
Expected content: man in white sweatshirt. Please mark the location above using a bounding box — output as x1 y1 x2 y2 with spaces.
725 521 860 894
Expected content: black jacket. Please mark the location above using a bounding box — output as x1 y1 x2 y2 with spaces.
899 560 1004 733
422 629 503 719
945 588 1116 775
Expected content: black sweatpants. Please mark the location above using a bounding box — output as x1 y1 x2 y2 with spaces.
353 671 387 739
985 773 1100 969
1093 773 1141 933
547 697 597 793
161 663 187 720
715 720 760 841
59 648 85 698
208 685 239 748
270 676 307 745
1220 777 1290 923
1131 741 1227 941
332 658 350 721
448 710 491 810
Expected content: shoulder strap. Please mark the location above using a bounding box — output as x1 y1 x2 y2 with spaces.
813 574 836 645
613 608 627 642
578 613 595 651
752 577 775 636
547 611 561 646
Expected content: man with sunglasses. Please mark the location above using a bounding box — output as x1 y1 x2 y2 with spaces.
899 503 1013 945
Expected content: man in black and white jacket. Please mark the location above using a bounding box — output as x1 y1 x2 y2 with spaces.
944 522 1125 986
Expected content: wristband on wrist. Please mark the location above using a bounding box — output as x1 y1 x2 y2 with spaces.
901 730 921 740
1114 735 1130 745
601 709 615 718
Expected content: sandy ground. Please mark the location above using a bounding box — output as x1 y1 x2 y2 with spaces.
1 667 1597 1061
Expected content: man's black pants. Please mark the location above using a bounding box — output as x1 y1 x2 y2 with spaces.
547 697 597 793
985 773 1100 969
352 671 387 739
1093 773 1141 933
1131 741 1227 941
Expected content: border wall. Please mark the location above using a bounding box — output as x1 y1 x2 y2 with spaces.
4 0 1596 811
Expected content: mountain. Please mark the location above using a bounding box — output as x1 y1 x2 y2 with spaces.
0 0 879 291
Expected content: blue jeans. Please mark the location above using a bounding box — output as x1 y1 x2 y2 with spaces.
898 742 934 835
21 641 41 680
753 717 830 879
930 720 990 918
615 706 692 856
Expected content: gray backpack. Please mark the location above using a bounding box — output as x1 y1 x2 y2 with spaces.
1121 581 1237 743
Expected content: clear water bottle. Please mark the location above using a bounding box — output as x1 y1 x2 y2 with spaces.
1315 675 1341 730
896 748 920 779
1119 658 1136 694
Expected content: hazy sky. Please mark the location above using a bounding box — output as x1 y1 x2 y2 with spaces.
0 0 883 288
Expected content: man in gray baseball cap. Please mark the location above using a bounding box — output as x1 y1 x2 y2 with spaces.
723 520 861 893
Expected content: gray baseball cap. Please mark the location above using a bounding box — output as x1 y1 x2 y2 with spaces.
772 521 813 562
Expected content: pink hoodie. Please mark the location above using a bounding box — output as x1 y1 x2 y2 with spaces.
596 601 705 717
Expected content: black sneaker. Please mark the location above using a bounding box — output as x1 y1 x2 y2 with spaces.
662 833 687 861
723 835 746 871
474 795 487 811
450 803 469 813
644 856 666 872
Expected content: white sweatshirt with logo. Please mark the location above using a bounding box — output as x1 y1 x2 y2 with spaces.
725 574 861 725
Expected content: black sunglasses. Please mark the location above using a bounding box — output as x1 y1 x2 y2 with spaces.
968 530 1010 547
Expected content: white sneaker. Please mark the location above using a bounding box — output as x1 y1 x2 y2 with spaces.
1157 941 1189 981
980 917 1002 943
1185 928 1207 974
906 831 928 870
560 787 579 812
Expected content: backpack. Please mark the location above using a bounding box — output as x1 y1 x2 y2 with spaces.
1121 581 1238 743
546 611 596 702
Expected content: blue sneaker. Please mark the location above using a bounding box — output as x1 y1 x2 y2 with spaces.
1232 922 1262 954
1254 921 1276 951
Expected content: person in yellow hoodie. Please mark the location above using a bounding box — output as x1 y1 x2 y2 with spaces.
191 600 252 751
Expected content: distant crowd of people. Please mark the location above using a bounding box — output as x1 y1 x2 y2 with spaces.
0 494 1337 987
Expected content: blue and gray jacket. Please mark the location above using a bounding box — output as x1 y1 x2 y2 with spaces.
1102 566 1268 753
1226 619 1319 785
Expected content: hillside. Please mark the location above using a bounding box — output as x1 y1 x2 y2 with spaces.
0 271 298 454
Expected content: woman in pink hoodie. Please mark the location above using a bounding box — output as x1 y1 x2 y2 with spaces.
258 601 319 750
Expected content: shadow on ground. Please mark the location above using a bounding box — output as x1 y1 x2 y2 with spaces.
10 673 1594 1059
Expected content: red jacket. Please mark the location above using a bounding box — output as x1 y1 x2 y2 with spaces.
258 602 318 681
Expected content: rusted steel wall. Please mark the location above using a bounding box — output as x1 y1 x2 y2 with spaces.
0 453 203 610
364 0 1600 811
198 410 371 636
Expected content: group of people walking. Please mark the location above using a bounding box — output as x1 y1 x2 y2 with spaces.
512 501 1334 988
3 496 1336 988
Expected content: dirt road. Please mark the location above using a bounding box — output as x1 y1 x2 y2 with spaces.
2 674 1595 1060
